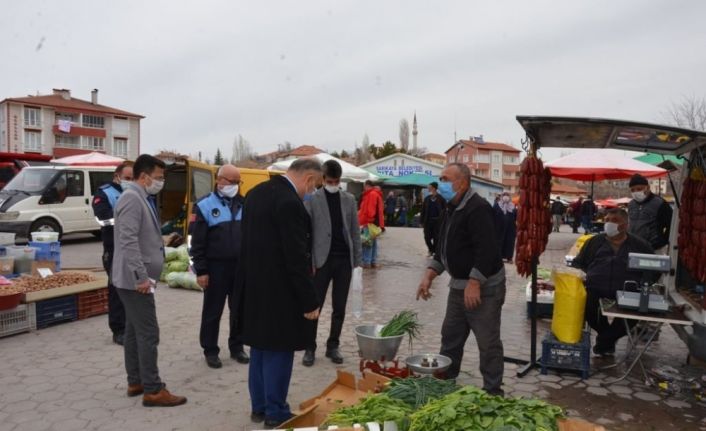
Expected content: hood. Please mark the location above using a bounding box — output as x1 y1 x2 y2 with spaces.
362 187 383 199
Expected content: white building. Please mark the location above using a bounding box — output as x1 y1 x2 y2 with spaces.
359 153 443 178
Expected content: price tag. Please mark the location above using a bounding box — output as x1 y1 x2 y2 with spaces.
37 268 54 278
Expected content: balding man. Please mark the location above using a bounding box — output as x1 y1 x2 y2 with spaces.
417 163 506 396
190 164 249 368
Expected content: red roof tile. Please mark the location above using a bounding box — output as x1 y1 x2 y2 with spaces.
3 94 144 118
288 145 325 156
445 140 521 154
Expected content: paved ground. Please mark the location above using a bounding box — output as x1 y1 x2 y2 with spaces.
0 227 705 431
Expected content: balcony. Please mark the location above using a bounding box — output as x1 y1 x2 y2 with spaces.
23 120 42 129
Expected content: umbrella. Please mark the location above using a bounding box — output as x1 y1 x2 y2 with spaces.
634 153 684 167
267 153 378 182
545 151 667 197
52 152 125 166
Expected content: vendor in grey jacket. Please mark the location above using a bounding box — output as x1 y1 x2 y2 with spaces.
303 160 362 366
416 163 506 396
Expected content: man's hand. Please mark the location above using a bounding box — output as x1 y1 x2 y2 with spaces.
136 280 152 295
464 279 482 310
303 308 320 320
416 269 437 301
197 275 209 289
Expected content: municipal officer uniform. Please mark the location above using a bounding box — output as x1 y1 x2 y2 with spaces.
190 190 247 361
92 182 126 340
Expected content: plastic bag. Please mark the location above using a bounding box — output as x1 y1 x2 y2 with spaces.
368 224 382 240
165 271 202 291
349 267 363 318
165 260 189 273
551 267 586 344
164 247 179 262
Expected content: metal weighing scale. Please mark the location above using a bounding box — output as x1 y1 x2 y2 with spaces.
616 253 670 313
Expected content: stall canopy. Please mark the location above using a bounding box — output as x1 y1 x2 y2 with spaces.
545 151 667 181
52 152 125 166
267 153 377 181
634 152 684 167
381 172 437 187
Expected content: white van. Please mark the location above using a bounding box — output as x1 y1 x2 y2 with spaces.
0 165 114 241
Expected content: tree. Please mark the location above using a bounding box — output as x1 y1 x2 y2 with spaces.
664 95 706 131
340 149 350 159
231 135 253 163
361 133 371 163
370 141 399 159
399 119 410 152
330 151 341 158
214 148 224 165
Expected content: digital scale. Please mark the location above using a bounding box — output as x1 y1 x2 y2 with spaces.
616 253 670 313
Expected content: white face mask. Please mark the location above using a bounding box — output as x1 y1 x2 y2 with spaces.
145 177 164 195
631 191 646 202
324 184 340 194
219 184 238 198
502 196 510 202
604 222 620 238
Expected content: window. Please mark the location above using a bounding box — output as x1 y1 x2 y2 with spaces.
65 171 84 196
493 154 500 163
55 135 79 148
82 115 105 129
475 154 490 163
24 130 42 151
113 138 128 157
82 136 104 151
113 117 129 136
191 168 213 201
492 169 500 178
463 154 469 163
24 107 41 127
89 171 114 195
503 155 518 164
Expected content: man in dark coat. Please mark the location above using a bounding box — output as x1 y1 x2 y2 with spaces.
627 173 672 251
420 182 446 255
240 158 322 429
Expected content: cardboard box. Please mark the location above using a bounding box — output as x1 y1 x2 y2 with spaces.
22 272 108 302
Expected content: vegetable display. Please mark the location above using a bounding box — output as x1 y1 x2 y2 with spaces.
165 271 202 291
0 285 23 296
408 386 564 431
10 272 96 292
385 376 459 409
379 310 421 338
677 159 706 289
515 154 553 277
324 394 412 429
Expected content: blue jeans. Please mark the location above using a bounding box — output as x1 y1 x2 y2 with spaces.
362 238 378 265
581 216 593 233
248 348 294 422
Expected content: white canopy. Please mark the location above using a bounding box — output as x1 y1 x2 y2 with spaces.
52 152 125 166
267 153 378 182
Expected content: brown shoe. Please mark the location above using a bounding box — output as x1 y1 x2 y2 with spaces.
127 384 144 397
142 388 187 407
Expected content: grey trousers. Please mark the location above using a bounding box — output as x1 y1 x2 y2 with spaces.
440 284 506 395
117 289 164 394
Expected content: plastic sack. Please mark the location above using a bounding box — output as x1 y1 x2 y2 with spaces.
349 267 363 318
368 224 382 240
165 260 189 273
551 268 586 344
165 271 202 291
164 247 179 262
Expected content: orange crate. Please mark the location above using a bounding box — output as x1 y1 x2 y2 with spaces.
77 288 109 319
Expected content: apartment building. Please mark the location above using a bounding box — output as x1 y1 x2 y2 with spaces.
0 89 143 160
445 136 522 193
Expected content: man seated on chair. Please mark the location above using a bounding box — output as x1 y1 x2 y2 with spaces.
571 208 655 357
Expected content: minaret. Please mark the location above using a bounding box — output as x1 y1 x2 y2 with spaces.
412 111 418 153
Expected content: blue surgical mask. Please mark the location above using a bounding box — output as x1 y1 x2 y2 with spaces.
437 181 455 201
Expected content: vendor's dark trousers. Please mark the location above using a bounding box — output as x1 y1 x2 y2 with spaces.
310 256 352 351
423 219 439 254
571 217 580 233
249 348 294 422
116 288 164 394
102 249 125 336
440 284 506 395
585 289 636 350
200 260 244 357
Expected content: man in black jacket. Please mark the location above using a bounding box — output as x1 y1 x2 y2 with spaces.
416 163 506 396
420 182 446 255
572 208 654 356
92 161 133 345
240 158 322 429
190 164 249 369
627 173 672 251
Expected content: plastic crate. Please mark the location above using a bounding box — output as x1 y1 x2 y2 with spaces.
527 302 554 318
29 241 61 254
0 304 36 338
32 295 77 328
77 288 109 319
540 331 591 379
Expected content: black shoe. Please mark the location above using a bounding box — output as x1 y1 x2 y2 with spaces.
325 348 344 364
302 350 315 367
231 350 250 364
250 411 265 423
264 414 294 429
205 355 222 369
113 333 124 346
592 345 615 357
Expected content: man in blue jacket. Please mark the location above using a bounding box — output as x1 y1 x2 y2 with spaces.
190 164 249 368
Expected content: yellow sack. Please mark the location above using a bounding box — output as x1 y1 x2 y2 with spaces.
551 268 586 344
367 223 382 240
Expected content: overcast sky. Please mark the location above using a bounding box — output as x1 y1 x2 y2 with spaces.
3 0 706 161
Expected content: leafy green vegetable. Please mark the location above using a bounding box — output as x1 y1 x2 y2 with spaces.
379 310 421 338
408 386 564 431
385 376 459 409
324 394 412 430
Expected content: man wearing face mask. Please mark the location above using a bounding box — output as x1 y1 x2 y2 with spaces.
190 164 249 368
417 163 506 396
92 161 133 346
571 208 654 356
627 174 672 252
113 154 187 407
302 160 362 367
239 158 322 428
421 182 446 255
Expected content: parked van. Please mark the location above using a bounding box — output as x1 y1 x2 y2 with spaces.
0 164 114 240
